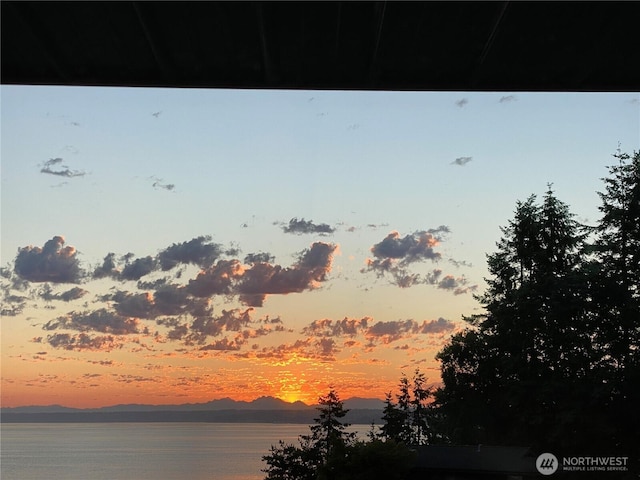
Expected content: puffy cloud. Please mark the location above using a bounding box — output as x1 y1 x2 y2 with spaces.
282 218 335 235
39 285 88 302
158 236 222 270
370 231 442 265
93 253 119 279
364 231 444 286
237 242 336 306
436 275 477 295
303 317 371 337
244 252 275 264
365 318 456 344
43 308 140 335
14 236 82 283
366 319 416 344
40 157 87 177
121 256 156 281
152 284 190 316
451 156 473 166
199 337 244 351
188 308 253 344
46 333 120 351
187 260 244 298
415 318 456 334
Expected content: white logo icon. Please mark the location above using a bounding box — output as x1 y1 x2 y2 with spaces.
536 452 559 475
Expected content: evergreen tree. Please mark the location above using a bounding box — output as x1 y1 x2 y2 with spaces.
436 188 592 449
590 150 640 458
379 369 437 445
262 389 355 480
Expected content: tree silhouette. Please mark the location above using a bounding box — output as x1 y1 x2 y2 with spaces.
264 386 417 480
435 150 640 466
263 389 356 480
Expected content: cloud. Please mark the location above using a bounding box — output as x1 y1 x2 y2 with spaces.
40 158 86 177
363 230 461 289
158 236 222 270
187 259 244 298
237 242 337 306
93 253 119 279
150 176 175 191
365 318 456 344
451 156 473 166
188 308 253 344
499 95 517 103
14 236 83 283
369 230 442 266
39 285 88 302
455 98 468 108
415 318 456 334
43 308 140 335
244 252 275 264
302 317 371 337
45 333 121 351
435 274 478 295
121 256 157 281
282 218 335 235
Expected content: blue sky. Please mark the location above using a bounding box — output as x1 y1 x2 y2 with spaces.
1 86 638 407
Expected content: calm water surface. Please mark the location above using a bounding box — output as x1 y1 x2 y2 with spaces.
1 423 371 480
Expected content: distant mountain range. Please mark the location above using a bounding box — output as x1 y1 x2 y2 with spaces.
1 396 385 424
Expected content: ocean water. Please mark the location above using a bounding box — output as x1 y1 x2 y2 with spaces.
0 423 371 480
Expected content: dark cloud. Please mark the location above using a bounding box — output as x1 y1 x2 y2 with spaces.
370 231 442 265
362 230 477 292
435 274 476 295
316 337 338 357
282 218 335 235
199 337 244 351
415 318 456 334
365 318 456 344
46 333 120 351
188 308 253 344
39 285 88 302
366 319 416 344
153 284 190 316
303 317 371 337
187 260 243 298
158 236 222 271
244 252 275 264
237 242 336 306
43 308 140 335
455 98 468 108
107 291 156 319
40 157 86 177
451 156 473 166
121 256 156 281
14 236 83 283
93 253 119 279
150 176 175 191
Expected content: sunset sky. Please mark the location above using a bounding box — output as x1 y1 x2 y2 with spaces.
1 86 638 408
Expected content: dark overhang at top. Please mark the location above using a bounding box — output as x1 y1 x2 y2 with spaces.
2 1 639 92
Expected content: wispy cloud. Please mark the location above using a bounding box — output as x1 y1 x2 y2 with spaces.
150 176 175 191
499 95 517 103
455 98 468 108
451 156 473 166
40 158 87 178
